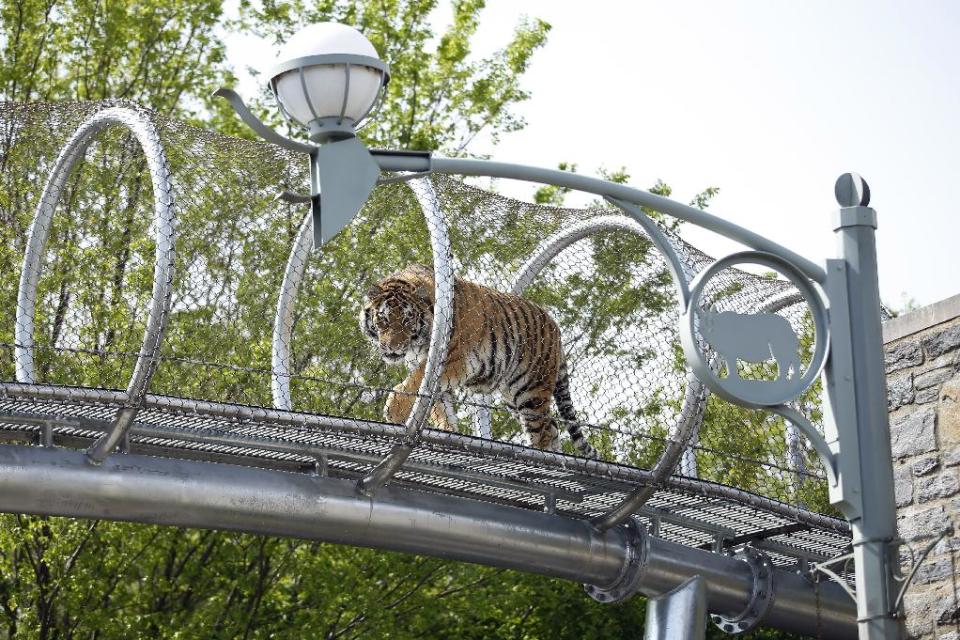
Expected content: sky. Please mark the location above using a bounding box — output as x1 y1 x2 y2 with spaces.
226 0 960 309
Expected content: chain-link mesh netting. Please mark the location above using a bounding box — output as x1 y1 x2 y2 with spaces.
0 101 852 564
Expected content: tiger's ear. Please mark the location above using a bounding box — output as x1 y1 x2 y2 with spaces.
365 284 382 299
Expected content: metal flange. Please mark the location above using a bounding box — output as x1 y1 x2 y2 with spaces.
583 518 647 604
711 545 776 635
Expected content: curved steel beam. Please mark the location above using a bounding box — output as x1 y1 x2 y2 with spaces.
272 211 313 411
559 207 706 532
15 107 177 464
769 404 838 488
428 158 826 284
357 177 456 491
359 178 455 492
271 180 455 484
213 88 316 155
505 213 701 476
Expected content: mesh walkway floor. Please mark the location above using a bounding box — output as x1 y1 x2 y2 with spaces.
0 383 850 572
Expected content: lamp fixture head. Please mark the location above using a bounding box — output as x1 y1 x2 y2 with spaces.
267 23 390 143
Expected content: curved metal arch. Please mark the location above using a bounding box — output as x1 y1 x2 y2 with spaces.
502 210 708 532
15 106 177 463
357 177 456 491
272 210 313 412
425 157 827 284
769 404 837 488
269 178 455 492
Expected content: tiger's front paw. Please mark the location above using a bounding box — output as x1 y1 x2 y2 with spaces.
384 383 414 425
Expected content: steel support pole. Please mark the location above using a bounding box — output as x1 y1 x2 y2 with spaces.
825 175 903 639
644 576 707 640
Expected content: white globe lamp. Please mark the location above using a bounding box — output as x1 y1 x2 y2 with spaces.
267 23 390 142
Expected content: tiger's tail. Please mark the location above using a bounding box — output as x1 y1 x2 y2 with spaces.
553 358 599 459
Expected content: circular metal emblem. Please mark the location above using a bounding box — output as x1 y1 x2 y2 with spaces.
680 251 829 409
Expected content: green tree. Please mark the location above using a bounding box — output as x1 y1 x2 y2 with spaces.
0 2 822 638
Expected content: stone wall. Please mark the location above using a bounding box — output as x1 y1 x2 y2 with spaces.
885 294 960 639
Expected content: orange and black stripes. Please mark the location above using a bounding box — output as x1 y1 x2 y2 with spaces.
361 264 599 459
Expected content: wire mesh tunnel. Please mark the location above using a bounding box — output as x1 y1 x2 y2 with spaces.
0 101 851 580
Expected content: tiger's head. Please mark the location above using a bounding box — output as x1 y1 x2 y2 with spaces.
360 278 433 366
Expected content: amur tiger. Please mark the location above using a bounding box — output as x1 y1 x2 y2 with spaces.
360 264 598 459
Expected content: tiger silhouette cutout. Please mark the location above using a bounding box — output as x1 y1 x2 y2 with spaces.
360 264 598 458
699 308 801 383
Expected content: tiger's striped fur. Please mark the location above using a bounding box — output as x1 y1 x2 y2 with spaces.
360 264 598 459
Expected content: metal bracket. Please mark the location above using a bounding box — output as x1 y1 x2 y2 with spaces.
312 453 329 478
892 527 954 612
583 518 647 604
809 551 857 603
213 88 316 155
710 545 775 635
278 190 313 204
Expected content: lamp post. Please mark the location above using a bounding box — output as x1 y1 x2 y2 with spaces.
216 22 902 640
214 22 393 247
267 22 389 143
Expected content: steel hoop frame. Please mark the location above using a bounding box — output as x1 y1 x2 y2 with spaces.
503 211 709 531
462 214 707 455
269 177 455 493
15 107 177 463
272 210 313 412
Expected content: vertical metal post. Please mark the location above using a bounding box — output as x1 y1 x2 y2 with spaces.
824 173 903 639
644 576 707 640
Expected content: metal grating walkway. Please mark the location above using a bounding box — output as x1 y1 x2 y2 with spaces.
0 383 850 571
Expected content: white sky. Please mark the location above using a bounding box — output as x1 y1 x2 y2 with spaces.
226 0 960 308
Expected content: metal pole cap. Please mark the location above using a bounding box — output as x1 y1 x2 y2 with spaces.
834 173 870 207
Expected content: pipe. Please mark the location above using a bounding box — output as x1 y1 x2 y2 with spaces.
644 576 707 640
0 445 856 638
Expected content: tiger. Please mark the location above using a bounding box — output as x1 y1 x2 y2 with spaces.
360 264 598 459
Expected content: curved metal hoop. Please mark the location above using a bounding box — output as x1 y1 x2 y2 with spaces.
269 178 455 492
505 210 708 532
15 107 177 462
272 211 313 411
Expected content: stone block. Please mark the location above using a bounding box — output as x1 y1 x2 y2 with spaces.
889 374 916 411
928 350 959 370
916 387 940 404
940 380 960 446
916 367 955 390
918 473 960 503
887 341 924 373
899 505 951 540
913 456 941 476
904 590 940 637
938 597 960 626
945 449 960 467
934 534 960 555
891 408 937 459
896 464 915 506
913 556 956 585
924 325 960 359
